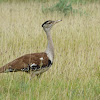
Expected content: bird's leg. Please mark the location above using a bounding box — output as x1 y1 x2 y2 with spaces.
30 72 35 80
37 74 41 78
37 73 43 78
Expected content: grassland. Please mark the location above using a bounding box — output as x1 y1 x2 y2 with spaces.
0 1 100 100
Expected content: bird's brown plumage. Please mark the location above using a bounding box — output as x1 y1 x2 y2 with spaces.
0 52 52 73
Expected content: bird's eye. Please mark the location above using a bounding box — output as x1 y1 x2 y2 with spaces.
47 22 52 24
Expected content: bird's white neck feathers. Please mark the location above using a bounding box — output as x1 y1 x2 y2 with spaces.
44 29 54 63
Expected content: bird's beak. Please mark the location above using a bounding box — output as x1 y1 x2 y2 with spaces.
54 20 62 24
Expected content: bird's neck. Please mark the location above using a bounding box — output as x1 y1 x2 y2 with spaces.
45 30 54 63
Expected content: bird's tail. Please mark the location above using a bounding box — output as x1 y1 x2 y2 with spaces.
0 64 9 73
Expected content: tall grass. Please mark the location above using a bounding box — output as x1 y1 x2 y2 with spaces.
42 0 73 16
0 0 56 3
42 0 100 16
0 1 100 100
0 0 99 2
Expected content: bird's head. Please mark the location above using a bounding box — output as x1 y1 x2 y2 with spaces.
42 20 62 32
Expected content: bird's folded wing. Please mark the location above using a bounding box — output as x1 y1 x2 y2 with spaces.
0 52 50 73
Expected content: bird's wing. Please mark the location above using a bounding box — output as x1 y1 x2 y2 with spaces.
0 52 52 73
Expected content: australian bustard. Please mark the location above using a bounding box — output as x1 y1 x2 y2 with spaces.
0 20 62 78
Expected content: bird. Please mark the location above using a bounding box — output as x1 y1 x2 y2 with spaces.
0 20 62 78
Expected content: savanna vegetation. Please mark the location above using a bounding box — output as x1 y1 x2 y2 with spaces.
0 0 100 100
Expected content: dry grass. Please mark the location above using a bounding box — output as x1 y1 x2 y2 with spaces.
0 2 100 100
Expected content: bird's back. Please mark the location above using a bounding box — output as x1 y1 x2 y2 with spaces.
0 52 52 74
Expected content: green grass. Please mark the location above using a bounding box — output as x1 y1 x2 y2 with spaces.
42 0 73 16
42 0 100 16
0 1 100 100
0 0 99 3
